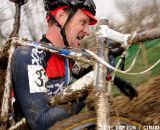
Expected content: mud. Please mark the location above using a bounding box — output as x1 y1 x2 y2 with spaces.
0 49 160 129
51 74 160 129
0 51 8 110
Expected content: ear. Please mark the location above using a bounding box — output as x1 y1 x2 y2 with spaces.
55 9 68 27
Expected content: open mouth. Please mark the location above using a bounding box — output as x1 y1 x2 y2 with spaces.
76 36 84 40
73 36 84 47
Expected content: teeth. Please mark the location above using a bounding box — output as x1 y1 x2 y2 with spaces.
77 36 83 40
77 36 81 40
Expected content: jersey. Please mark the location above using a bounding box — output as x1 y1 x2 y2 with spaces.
11 36 85 130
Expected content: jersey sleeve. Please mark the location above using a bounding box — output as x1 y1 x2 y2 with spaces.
11 46 85 130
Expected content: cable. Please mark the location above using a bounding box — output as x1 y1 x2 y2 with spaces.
124 44 142 72
85 49 160 75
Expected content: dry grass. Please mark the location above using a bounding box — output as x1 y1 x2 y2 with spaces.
113 75 160 125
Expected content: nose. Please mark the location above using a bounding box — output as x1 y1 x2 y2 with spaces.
83 25 91 36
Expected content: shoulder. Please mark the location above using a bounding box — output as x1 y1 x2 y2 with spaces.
12 42 51 66
12 45 32 62
13 45 32 56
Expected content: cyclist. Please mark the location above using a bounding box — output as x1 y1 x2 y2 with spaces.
11 0 97 130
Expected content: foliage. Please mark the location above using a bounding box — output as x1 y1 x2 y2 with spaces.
113 38 160 96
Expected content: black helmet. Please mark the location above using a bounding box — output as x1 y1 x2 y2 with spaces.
44 0 97 25
44 0 97 47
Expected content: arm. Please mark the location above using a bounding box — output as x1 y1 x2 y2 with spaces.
11 46 84 130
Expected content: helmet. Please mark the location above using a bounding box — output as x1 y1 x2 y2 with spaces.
44 0 97 25
44 0 97 47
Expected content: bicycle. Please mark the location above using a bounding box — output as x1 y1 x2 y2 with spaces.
48 19 142 130
1 19 160 130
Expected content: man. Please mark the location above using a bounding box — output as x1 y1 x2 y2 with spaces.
11 0 97 130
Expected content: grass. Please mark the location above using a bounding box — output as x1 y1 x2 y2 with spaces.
112 38 160 96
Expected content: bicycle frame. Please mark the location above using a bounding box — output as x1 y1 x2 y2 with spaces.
95 19 110 130
2 21 160 130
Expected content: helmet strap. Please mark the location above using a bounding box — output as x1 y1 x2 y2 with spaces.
48 13 69 47
63 8 77 29
49 7 78 47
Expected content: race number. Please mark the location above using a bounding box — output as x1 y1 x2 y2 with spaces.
28 65 47 93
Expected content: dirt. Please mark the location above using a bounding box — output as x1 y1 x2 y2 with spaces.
0 51 8 110
50 75 160 129
113 75 160 125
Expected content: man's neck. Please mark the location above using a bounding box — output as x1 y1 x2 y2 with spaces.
45 26 65 48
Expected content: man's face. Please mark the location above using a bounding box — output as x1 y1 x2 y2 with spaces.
65 9 91 48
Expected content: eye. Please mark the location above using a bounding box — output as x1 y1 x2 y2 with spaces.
80 20 89 26
81 20 86 26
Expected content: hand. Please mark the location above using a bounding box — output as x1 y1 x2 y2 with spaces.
114 76 138 100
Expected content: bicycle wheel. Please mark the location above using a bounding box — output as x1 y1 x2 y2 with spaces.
49 111 144 130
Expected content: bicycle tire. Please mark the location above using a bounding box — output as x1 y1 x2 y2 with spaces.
49 111 144 130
